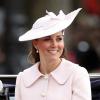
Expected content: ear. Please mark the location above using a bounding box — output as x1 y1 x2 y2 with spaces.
32 40 38 48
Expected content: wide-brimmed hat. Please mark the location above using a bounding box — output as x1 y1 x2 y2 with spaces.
19 8 82 41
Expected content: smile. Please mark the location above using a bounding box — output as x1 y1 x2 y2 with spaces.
48 50 58 54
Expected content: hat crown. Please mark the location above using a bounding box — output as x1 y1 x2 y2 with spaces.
32 10 66 30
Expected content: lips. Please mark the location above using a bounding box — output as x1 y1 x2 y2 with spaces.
48 50 58 55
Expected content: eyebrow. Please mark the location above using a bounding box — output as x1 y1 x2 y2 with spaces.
56 35 64 37
41 33 64 40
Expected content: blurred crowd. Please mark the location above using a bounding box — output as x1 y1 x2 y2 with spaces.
0 0 100 74
66 21 100 73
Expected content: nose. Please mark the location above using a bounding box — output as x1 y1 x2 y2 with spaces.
51 39 57 47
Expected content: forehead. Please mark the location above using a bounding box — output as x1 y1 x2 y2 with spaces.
32 31 64 42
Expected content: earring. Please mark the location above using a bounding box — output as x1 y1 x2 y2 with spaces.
35 46 39 53
36 49 39 53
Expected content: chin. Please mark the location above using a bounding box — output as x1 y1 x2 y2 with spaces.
48 56 60 61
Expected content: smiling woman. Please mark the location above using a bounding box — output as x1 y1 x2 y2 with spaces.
15 8 91 100
32 32 64 74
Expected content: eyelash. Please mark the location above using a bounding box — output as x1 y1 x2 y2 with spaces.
43 37 63 41
57 37 63 41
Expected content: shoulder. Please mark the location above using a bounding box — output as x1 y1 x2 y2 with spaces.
16 62 42 87
62 58 89 77
16 62 39 81
62 58 90 86
18 62 39 75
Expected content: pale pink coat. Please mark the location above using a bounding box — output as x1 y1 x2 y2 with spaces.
15 58 91 100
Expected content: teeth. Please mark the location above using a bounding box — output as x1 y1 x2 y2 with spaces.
48 50 58 54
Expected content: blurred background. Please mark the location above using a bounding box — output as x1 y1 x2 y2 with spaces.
0 0 100 74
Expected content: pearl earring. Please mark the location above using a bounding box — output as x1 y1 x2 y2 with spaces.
35 46 39 53
36 49 39 53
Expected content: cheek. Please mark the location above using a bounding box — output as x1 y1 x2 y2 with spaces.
38 43 49 51
59 43 64 49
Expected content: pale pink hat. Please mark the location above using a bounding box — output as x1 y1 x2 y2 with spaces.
19 8 82 41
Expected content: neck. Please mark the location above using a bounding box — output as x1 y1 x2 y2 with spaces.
39 58 61 75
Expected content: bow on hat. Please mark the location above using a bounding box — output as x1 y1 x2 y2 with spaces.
46 10 66 20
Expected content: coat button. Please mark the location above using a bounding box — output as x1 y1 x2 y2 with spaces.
41 92 46 97
44 74 49 79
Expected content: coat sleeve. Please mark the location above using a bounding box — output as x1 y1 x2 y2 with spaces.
15 72 22 100
72 67 92 100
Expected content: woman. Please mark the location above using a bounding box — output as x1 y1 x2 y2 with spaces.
15 8 91 100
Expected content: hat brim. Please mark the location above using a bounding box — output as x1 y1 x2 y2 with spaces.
19 8 82 41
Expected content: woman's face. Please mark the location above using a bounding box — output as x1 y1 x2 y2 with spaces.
32 31 64 61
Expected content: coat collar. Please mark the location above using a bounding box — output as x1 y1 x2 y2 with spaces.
51 58 76 84
21 62 43 87
22 58 77 87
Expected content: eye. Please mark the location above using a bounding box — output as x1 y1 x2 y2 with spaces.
41 37 51 41
56 36 63 41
